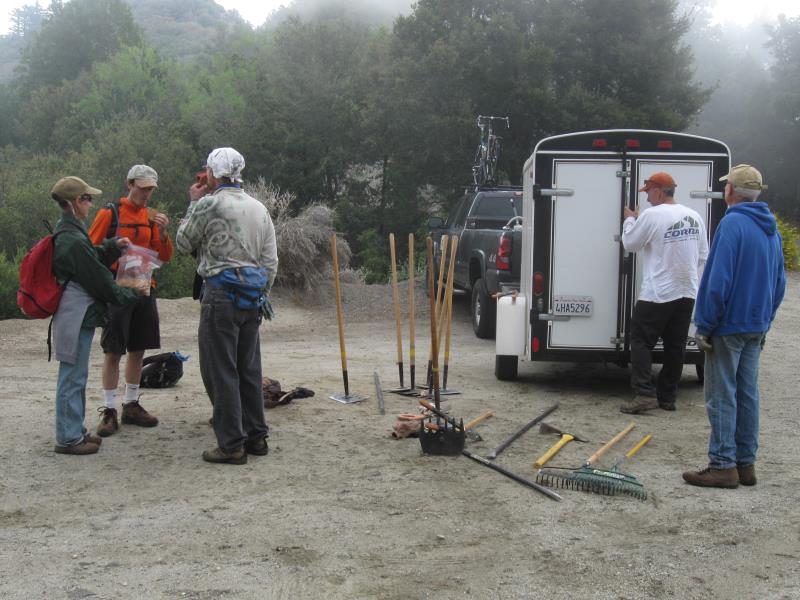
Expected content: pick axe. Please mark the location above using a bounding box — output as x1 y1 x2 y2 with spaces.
533 423 589 469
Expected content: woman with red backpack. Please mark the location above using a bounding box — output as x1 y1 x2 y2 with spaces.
49 176 148 455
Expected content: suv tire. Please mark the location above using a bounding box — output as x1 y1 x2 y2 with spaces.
471 278 496 339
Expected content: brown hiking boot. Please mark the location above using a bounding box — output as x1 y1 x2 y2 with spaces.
54 439 99 455
244 437 269 456
202 447 247 465
84 433 102 446
737 464 757 486
96 407 119 437
620 395 658 414
121 401 158 427
682 466 739 489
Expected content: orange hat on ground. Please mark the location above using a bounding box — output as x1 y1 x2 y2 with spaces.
638 172 676 192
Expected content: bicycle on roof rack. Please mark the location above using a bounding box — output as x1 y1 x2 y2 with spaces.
472 115 510 187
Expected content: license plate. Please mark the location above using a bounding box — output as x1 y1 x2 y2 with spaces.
552 295 593 316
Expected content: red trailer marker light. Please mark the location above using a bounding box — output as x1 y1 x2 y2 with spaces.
532 337 541 353
657 140 673 149
533 272 544 296
592 138 608 148
625 139 641 148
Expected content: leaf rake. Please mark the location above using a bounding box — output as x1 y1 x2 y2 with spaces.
536 423 651 499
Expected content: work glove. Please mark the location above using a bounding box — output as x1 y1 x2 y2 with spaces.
695 333 713 353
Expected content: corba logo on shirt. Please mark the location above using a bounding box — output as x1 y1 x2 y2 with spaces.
664 216 700 242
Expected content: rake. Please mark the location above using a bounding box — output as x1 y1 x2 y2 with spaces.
571 434 653 500
535 422 634 496
537 429 652 500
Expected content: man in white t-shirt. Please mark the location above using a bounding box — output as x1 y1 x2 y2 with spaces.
620 172 708 414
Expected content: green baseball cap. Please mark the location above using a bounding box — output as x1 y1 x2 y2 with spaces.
719 164 767 191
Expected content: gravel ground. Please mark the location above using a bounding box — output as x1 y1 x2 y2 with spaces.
0 273 798 599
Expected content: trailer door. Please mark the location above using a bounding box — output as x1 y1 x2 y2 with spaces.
633 160 714 338
549 160 622 349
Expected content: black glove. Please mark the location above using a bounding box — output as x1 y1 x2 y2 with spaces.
695 333 712 353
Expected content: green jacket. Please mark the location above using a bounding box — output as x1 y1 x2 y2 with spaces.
52 213 140 328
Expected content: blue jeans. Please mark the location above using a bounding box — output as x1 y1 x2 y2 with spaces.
704 332 764 468
55 327 94 447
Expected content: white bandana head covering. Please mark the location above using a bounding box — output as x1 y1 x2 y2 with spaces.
206 147 245 183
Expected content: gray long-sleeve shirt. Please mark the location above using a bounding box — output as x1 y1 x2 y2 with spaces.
175 186 278 289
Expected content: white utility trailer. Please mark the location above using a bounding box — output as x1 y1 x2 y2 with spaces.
495 129 730 380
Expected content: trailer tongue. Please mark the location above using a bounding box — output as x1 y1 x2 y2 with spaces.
495 129 730 381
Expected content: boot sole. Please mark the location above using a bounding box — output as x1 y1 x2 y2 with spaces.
202 454 248 465
121 417 158 427
682 476 739 489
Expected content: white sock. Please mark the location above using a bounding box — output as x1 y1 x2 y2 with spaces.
104 389 118 410
123 383 140 404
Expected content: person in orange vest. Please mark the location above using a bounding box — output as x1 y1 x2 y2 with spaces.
87 164 173 436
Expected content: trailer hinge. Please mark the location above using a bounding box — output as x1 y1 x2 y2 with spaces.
616 170 630 178
610 336 624 344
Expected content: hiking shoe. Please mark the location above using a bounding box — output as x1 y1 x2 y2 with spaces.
245 437 269 456
682 466 739 489
737 464 757 486
202 447 247 465
620 395 658 414
96 407 119 437
54 439 99 455
121 401 158 427
84 432 102 446
658 401 676 411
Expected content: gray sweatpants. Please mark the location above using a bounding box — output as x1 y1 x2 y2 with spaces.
198 288 268 451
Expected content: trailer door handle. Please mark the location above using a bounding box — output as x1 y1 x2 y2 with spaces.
539 314 570 322
690 190 724 200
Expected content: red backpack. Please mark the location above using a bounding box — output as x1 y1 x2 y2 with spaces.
17 231 67 319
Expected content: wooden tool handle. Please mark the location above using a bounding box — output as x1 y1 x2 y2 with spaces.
330 234 348 372
407 233 415 367
533 434 574 469
586 422 635 465
625 434 652 459
425 239 442 408
389 233 404 363
464 410 493 431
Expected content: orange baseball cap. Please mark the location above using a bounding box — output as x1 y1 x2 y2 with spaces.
638 172 676 192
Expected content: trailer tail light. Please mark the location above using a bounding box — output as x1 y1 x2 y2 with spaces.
496 233 512 270
533 272 544 296
625 139 640 149
592 138 607 148
532 336 541 353
657 140 673 150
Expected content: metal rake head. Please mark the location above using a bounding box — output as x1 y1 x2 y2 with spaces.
535 467 648 501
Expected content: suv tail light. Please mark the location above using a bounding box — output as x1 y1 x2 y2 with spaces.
495 232 512 270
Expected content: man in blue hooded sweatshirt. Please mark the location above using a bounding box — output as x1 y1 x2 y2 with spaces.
683 164 785 489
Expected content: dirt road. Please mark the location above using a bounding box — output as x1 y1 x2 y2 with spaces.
0 274 798 599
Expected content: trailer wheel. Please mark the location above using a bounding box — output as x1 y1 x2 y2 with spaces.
696 363 704 384
495 355 518 380
471 278 496 339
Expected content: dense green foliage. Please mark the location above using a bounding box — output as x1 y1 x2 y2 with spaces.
0 0 797 319
776 215 800 271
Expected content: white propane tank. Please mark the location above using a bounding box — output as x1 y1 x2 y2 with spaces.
496 294 526 356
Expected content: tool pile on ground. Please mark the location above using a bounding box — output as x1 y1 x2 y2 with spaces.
372 235 654 504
